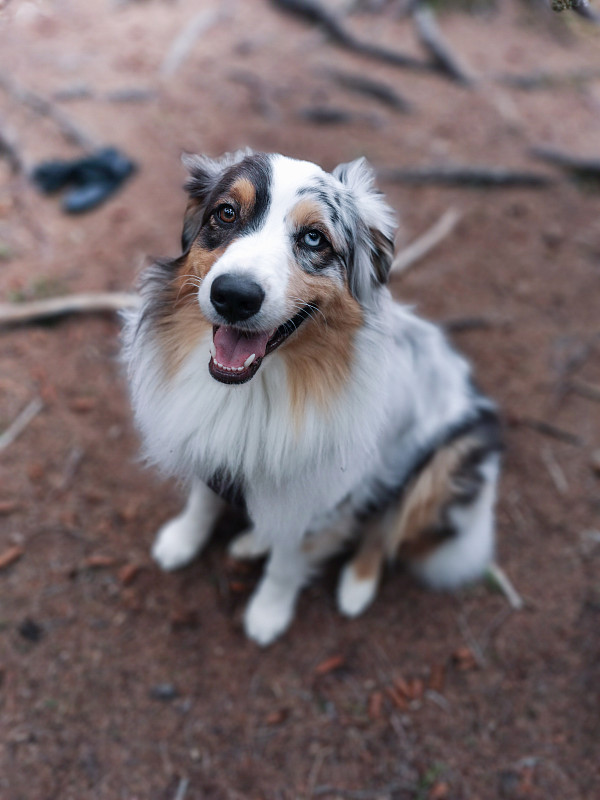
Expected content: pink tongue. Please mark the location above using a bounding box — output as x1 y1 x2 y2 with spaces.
213 326 271 368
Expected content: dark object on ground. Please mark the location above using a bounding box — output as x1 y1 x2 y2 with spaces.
18 618 44 643
31 147 136 213
379 164 555 187
149 684 179 701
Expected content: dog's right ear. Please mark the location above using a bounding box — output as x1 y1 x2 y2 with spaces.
180 150 252 252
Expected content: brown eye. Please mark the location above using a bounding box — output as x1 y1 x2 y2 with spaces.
217 204 236 224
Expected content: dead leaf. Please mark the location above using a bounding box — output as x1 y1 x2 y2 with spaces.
0 545 24 569
314 655 345 676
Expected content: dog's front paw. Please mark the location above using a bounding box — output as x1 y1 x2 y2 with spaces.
152 517 204 571
337 563 378 618
228 530 270 561
244 581 295 646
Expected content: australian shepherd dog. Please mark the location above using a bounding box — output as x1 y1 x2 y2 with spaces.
123 150 502 645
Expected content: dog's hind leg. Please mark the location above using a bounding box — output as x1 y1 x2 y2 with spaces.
408 454 500 589
152 479 225 571
337 517 386 618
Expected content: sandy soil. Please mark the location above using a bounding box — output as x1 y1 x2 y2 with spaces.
1 1 599 798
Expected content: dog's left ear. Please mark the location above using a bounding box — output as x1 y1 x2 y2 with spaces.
180 149 252 252
333 157 396 298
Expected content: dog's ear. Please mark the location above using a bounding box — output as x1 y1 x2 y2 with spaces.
180 149 252 252
333 157 396 299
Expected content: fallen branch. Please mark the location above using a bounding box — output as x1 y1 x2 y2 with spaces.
160 9 226 78
379 164 555 187
390 207 461 276
0 118 25 173
530 145 600 178
0 72 98 152
567 378 600 403
540 445 569 495
0 397 44 451
497 66 600 91
271 0 430 71
0 292 140 327
486 563 524 610
443 315 510 333
328 69 412 112
508 415 581 446
412 2 475 86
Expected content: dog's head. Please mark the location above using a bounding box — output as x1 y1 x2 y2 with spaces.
168 150 396 386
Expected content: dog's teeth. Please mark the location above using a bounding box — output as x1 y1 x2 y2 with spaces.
236 366 243 372
210 342 216 359
244 353 256 368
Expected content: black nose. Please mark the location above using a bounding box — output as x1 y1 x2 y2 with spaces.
210 274 265 323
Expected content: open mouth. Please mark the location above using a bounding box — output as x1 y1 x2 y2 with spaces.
208 305 314 385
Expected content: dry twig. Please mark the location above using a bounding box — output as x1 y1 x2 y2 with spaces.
530 145 600 178
0 72 98 151
0 292 140 327
412 2 475 86
0 397 44 452
271 0 429 71
379 163 554 187
160 10 226 78
486 563 524 611
567 378 600 403
390 207 461 276
540 445 569 495
328 69 412 112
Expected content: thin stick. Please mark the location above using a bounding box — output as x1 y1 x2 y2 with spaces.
530 145 600 177
486 562 524 611
379 164 554 187
568 378 600 403
540 445 569 495
0 397 44 451
0 292 140 327
0 72 98 152
412 3 475 86
173 777 189 800
0 118 25 173
271 0 430 72
390 207 461 276
510 416 581 446
160 10 225 78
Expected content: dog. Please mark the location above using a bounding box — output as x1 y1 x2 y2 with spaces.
123 150 502 646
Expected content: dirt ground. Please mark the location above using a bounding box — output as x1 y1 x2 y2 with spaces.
1 1 599 798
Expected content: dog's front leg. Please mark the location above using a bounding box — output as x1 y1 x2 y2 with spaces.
152 479 225 571
244 541 309 646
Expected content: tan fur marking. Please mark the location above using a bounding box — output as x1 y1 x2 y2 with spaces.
229 176 256 210
351 519 386 581
384 434 482 559
156 248 223 379
288 198 335 245
282 266 363 424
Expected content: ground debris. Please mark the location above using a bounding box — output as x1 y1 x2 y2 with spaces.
328 69 412 112
314 654 346 676
379 163 554 187
0 545 24 570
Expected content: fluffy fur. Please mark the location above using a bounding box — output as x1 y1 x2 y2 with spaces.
123 151 502 645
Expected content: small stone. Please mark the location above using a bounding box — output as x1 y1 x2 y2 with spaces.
149 683 178 701
590 449 600 476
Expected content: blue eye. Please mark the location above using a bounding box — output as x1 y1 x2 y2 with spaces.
303 230 322 248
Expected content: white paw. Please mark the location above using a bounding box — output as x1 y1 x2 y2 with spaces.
228 530 270 560
152 517 204 571
244 582 295 646
337 563 378 618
